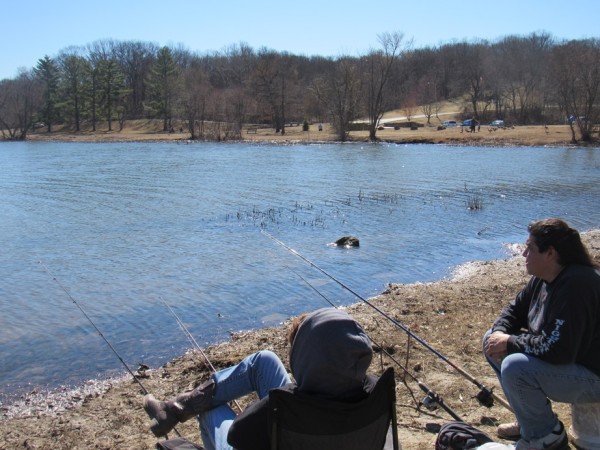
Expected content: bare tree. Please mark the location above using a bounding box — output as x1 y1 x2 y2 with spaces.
113 41 159 118
251 48 283 131
180 66 209 139
492 33 553 124
312 57 362 141
0 70 42 140
460 42 488 119
363 32 410 140
222 87 246 140
207 42 256 89
417 75 438 125
551 39 600 142
402 92 417 124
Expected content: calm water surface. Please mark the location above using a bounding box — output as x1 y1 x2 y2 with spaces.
1 141 599 402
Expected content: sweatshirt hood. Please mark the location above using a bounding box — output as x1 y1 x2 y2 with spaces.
289 308 372 399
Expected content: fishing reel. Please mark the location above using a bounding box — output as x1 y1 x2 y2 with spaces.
418 382 441 411
422 393 439 411
417 381 464 421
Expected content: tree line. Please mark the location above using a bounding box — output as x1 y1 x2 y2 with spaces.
1 31 599 142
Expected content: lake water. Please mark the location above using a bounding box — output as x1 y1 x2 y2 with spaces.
1 140 599 403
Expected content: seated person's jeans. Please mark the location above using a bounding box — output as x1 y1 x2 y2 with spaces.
198 350 290 450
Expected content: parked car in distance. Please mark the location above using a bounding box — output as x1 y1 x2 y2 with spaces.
490 119 505 128
442 120 457 128
568 115 588 124
462 119 479 128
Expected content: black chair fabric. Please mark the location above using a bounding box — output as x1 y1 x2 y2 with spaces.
269 367 399 450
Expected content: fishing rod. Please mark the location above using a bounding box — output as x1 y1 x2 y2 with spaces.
289 266 463 421
159 297 242 414
39 262 181 438
262 231 512 413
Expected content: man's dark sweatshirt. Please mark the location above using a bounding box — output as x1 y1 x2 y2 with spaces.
491 264 600 375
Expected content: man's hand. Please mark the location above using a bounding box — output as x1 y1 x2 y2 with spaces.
484 331 510 363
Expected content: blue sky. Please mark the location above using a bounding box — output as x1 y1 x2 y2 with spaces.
2 0 599 80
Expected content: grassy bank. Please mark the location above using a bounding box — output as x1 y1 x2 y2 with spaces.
24 118 598 148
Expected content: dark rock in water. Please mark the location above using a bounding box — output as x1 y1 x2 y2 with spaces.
334 236 359 247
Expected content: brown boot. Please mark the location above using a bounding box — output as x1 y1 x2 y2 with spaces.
497 421 520 440
143 379 215 437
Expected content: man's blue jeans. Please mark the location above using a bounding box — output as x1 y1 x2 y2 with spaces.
483 329 600 441
197 350 291 450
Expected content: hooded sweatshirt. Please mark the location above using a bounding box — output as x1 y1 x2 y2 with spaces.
289 307 373 400
227 308 375 450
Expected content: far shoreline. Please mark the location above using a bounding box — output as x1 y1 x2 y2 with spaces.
18 120 600 148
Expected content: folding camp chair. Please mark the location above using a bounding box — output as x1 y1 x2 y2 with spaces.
269 367 399 450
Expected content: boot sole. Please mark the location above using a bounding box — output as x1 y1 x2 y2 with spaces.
497 422 520 441
498 432 521 441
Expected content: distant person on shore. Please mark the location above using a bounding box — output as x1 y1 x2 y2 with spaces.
483 218 600 450
143 308 378 450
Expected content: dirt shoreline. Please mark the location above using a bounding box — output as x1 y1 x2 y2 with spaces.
1 231 599 449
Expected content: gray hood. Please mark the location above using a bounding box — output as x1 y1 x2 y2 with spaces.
289 308 373 399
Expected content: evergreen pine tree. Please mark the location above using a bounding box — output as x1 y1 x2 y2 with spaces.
145 47 180 131
34 56 60 132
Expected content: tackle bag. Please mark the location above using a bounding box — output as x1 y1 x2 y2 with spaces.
155 437 203 450
435 420 494 449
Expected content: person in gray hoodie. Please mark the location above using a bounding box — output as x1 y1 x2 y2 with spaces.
143 307 376 450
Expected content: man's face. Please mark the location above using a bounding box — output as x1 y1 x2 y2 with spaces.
522 234 551 278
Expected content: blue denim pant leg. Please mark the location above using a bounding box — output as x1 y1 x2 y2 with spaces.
210 350 291 403
483 329 600 441
197 350 291 450
198 405 236 450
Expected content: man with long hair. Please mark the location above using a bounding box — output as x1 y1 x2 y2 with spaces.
483 218 600 450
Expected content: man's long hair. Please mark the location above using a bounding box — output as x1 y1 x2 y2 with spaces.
528 218 596 267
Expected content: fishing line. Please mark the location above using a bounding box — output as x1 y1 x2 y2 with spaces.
287 265 462 421
39 262 149 393
38 262 181 438
262 231 512 412
159 297 242 414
